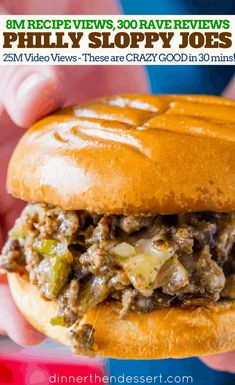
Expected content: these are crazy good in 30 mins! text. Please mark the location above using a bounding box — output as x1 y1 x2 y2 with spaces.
1 94 235 358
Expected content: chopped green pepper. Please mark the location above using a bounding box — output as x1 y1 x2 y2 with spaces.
9 229 27 240
34 239 73 263
50 315 65 326
34 239 73 299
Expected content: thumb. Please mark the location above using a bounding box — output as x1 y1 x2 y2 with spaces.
0 66 65 127
200 352 235 374
222 75 235 99
0 276 45 346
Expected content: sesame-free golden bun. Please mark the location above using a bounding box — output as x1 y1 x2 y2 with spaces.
7 94 235 214
8 274 235 359
6 94 235 358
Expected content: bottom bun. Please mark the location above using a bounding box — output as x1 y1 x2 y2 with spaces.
8 273 235 359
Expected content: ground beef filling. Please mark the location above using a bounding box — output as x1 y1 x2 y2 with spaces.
1 204 235 352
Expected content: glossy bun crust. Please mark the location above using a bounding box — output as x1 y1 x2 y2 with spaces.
7 94 235 214
8 274 235 358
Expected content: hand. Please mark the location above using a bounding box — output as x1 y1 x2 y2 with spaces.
0 0 148 346
200 352 235 374
0 275 46 345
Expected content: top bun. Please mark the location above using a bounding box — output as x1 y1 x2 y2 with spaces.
7 94 235 214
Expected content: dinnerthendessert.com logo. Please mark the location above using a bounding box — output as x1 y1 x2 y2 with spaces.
48 372 194 384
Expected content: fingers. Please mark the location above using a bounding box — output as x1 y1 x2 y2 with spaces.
200 352 235 374
4 0 120 15
0 7 65 128
0 66 65 127
0 276 45 346
98 66 149 95
223 75 235 99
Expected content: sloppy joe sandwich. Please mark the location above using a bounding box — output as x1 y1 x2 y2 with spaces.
1 94 235 358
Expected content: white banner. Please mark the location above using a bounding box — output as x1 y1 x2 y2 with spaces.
0 15 234 65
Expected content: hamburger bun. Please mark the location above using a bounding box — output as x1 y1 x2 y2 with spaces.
8 273 235 359
7 94 235 214
5 94 235 358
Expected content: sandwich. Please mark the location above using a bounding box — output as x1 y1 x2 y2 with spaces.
1 94 235 358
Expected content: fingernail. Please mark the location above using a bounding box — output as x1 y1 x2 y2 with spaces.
12 71 64 127
16 73 49 102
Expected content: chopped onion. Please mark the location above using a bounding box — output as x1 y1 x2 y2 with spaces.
111 242 136 258
111 237 175 296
